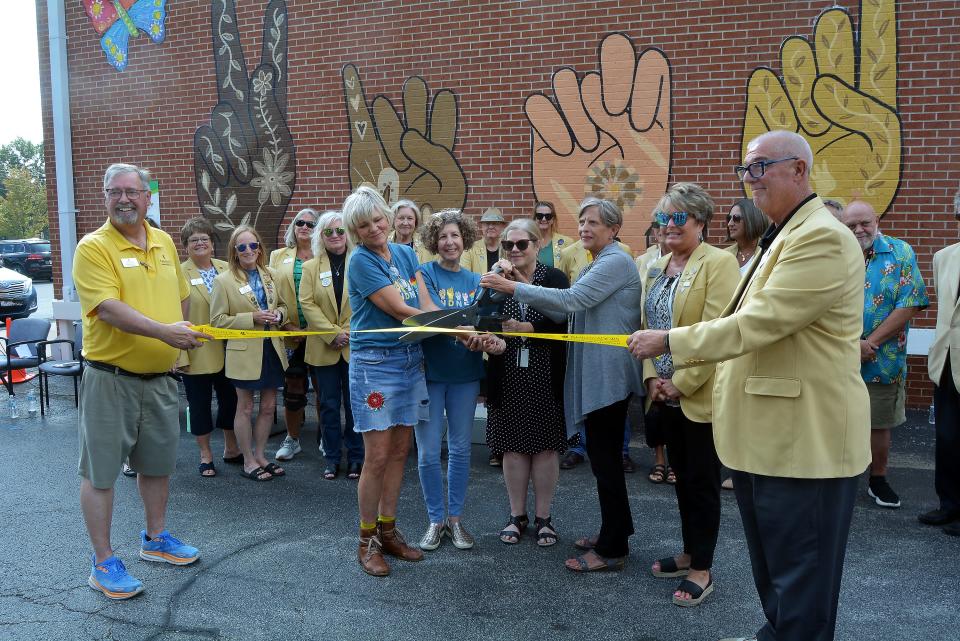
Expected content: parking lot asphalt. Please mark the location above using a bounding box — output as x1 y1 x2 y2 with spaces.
0 377 957 641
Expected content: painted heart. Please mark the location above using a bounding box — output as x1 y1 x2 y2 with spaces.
350 93 362 112
355 121 367 139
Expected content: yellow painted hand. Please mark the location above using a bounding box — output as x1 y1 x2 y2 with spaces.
342 65 466 212
525 33 671 241
742 0 900 214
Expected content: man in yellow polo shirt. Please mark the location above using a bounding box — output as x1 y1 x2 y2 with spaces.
75 163 211 600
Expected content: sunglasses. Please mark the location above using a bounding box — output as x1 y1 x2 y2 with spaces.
654 211 690 227
295 219 316 229
235 242 260 252
501 239 533 251
534 212 555 221
726 213 742 223
322 227 346 237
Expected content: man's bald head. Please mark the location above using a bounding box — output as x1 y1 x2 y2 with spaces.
740 130 815 223
841 199 879 253
748 130 814 178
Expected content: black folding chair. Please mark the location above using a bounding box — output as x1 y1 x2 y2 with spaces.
0 317 51 396
37 322 84 416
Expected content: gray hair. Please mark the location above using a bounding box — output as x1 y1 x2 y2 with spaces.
579 196 623 228
419 209 479 254
311 210 347 256
391 199 421 229
103 163 150 191
750 130 814 177
342 185 392 245
821 198 845 221
656 182 715 226
501 218 541 243
283 207 319 248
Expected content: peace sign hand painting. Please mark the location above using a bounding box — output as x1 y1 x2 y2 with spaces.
742 0 901 214
341 65 467 213
193 0 295 252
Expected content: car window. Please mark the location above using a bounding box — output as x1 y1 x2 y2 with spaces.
27 243 50 253
0 244 12 253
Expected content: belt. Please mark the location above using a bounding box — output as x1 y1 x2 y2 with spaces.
86 360 170 380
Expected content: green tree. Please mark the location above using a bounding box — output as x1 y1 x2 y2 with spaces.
0 168 48 239
0 137 44 197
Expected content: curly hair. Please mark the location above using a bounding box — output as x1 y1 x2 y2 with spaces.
419 209 479 255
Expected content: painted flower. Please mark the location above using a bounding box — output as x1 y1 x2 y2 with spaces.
366 391 385 411
91 0 104 17
251 149 293 206
585 160 643 212
253 69 273 96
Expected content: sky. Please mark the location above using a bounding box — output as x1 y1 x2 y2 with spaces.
1 5 43 145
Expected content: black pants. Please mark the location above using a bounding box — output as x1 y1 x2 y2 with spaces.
732 471 857 641
182 369 238 436
662 404 721 570
934 360 960 512
584 397 634 558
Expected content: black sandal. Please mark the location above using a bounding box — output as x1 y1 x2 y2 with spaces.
198 461 217 478
499 514 529 545
263 462 285 477
323 465 339 480
533 516 558 547
648 463 666 484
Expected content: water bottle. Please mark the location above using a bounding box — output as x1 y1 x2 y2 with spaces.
8 395 19 419
26 390 38 418
929 403 936 425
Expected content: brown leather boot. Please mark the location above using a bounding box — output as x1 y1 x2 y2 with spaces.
357 527 390 576
378 520 424 561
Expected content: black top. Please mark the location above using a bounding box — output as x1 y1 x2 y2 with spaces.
486 248 500 272
327 249 347 311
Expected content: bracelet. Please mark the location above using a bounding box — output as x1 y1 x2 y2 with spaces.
663 332 670 352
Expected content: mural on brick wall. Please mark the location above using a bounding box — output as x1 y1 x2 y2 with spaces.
525 33 672 244
82 0 168 72
193 0 294 255
341 65 467 215
742 0 901 215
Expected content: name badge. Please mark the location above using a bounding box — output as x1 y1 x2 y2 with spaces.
321 278 332 287
319 271 332 279
190 278 203 286
239 285 252 294
283 257 294 264
121 257 139 268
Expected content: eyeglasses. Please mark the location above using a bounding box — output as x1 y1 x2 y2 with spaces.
501 239 533 251
105 188 149 200
188 236 211 246
734 156 798 181
534 212 554 221
295 219 316 229
654 211 690 227
726 213 742 223
235 242 260 252
322 227 346 237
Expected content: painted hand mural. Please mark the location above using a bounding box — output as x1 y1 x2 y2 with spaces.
525 33 671 239
341 65 467 213
193 0 294 254
742 0 901 215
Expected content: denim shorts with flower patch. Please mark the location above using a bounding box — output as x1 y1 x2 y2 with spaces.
349 344 429 432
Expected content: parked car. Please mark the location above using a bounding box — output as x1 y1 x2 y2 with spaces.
0 257 38 320
0 239 52 281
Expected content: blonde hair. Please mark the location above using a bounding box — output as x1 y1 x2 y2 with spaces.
227 225 267 281
342 185 392 245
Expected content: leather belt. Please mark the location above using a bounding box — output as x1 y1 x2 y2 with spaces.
86 360 169 380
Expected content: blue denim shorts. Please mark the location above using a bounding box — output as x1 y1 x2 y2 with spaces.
349 344 429 432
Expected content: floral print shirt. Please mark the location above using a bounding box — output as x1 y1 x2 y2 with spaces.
861 234 928 384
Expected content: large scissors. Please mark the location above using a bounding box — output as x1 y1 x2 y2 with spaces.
399 265 509 342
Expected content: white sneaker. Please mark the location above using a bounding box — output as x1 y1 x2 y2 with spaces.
275 436 301 461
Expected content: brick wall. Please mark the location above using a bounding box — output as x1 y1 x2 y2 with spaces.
36 0 960 406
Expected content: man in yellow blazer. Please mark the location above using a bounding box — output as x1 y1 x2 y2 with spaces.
920 193 960 536
629 130 870 641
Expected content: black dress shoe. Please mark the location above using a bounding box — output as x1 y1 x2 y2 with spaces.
918 508 960 526
560 452 584 470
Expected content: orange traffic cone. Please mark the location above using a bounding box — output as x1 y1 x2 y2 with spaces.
2 317 37 385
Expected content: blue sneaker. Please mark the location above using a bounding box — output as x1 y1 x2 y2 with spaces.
139 530 200 566
88 555 144 600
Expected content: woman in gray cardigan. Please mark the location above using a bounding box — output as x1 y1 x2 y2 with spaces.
480 196 644 572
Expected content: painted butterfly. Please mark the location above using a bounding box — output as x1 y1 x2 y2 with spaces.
82 0 167 72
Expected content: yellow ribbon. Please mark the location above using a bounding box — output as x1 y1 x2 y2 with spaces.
191 324 629 348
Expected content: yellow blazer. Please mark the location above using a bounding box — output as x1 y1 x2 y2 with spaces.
460 241 495 274
210 266 289 380
635 244 661 280
928 242 960 391
539 232 573 268
640 243 740 423
669 197 871 479
268 246 296 269
180 258 230 375
558 239 632 284
299 253 352 367
388 231 436 264
272 247 311 350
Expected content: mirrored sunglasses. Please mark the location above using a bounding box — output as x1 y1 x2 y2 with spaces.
235 242 260 252
322 227 346 237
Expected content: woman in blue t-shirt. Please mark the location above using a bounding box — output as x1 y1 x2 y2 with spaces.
342 186 428 577
413 210 485 553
